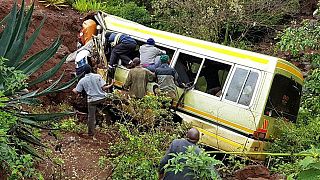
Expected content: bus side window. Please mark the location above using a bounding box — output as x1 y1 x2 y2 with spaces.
174 52 203 85
225 68 259 106
195 59 231 97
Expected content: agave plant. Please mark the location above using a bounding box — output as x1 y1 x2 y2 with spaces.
0 0 77 158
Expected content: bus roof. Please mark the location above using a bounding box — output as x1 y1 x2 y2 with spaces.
98 12 303 83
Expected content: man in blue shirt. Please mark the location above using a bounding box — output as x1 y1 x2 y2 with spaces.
107 32 137 68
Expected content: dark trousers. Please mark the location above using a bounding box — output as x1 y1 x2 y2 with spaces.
109 43 136 66
87 98 105 136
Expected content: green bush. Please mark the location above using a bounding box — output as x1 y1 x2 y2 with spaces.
164 146 222 180
108 122 189 179
151 0 299 45
275 20 320 59
72 0 151 24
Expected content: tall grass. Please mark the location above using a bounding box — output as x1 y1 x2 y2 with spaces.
72 0 108 13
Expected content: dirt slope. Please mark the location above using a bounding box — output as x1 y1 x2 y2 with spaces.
0 0 81 105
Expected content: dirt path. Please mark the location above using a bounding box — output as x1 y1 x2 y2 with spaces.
37 130 115 179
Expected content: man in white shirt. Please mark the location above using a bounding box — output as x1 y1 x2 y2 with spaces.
72 64 113 138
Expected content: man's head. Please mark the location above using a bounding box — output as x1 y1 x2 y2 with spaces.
83 64 92 74
146 38 155 45
132 57 141 67
186 128 200 143
160 55 169 64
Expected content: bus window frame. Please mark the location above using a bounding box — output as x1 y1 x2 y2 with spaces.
222 64 261 109
172 49 206 87
191 56 234 100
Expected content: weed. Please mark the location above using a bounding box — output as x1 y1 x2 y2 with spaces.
98 156 107 169
39 0 69 10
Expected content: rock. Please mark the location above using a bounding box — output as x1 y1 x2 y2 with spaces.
234 165 270 180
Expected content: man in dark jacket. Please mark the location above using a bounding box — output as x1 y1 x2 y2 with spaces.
158 128 201 180
107 32 137 68
155 55 184 99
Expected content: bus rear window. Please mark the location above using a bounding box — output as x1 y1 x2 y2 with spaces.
264 74 302 123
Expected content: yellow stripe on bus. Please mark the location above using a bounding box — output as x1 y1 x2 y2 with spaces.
109 21 269 65
174 102 255 134
276 61 304 82
197 127 245 150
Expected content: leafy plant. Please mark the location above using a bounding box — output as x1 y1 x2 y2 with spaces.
275 20 320 59
58 118 87 133
98 155 107 169
111 93 173 128
72 0 108 13
108 122 189 179
164 146 222 180
0 0 77 177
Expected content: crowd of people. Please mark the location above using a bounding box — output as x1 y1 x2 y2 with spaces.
72 20 184 138
70 19 220 179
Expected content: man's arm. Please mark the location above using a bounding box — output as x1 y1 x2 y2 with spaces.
72 88 79 94
146 69 155 82
73 81 83 94
102 79 114 91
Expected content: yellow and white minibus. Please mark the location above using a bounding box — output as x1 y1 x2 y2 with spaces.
94 12 304 159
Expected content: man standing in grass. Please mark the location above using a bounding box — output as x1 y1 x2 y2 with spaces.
72 64 113 139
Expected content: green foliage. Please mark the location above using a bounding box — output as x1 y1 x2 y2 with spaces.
269 118 320 154
151 0 299 45
108 122 189 179
272 147 320 179
57 118 87 133
0 57 27 94
0 112 42 179
106 2 151 24
72 0 151 24
275 20 320 58
164 146 222 180
113 94 173 127
98 155 107 169
72 0 108 13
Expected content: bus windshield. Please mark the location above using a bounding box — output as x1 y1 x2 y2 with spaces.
264 74 302 123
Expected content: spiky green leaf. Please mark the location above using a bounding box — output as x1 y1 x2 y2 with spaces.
0 2 17 57
22 39 61 75
29 55 67 86
16 112 74 122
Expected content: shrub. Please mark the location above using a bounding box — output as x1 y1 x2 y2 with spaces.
72 0 151 25
164 146 222 180
151 0 299 45
108 122 190 179
275 20 320 59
